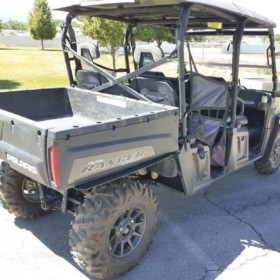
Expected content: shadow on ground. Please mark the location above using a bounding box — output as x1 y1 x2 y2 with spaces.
14 212 93 279
0 80 21 89
43 49 63 52
0 48 26 51
13 165 280 280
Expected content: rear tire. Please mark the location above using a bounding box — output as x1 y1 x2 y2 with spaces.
69 178 158 279
254 134 280 174
0 162 45 218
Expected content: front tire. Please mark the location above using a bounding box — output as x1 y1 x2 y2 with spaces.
69 179 158 279
0 162 45 218
255 134 280 174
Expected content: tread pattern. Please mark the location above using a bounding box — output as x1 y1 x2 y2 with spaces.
254 134 280 175
0 162 45 218
254 159 277 174
69 179 158 279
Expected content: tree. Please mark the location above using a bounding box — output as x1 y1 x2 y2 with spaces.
71 20 82 29
80 17 126 71
53 20 64 29
28 0 56 50
275 34 280 44
3 20 27 31
53 19 81 29
187 35 205 43
0 20 2 33
134 24 175 48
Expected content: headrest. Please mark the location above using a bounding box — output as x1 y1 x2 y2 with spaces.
77 42 100 60
134 45 164 65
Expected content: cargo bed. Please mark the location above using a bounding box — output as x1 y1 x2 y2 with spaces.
0 87 179 191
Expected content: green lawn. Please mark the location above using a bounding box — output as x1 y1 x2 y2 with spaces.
0 48 128 90
0 48 69 89
1 47 277 91
0 47 177 91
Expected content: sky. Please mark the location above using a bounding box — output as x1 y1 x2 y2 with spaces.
0 0 279 32
0 0 73 21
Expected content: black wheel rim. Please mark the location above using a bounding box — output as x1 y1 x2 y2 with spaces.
108 207 146 258
22 178 41 203
271 139 280 165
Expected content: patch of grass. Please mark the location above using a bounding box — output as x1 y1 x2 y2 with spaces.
0 48 189 90
1 47 279 91
0 48 135 90
0 48 69 90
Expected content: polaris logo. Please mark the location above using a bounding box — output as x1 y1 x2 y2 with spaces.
81 151 146 175
6 154 38 175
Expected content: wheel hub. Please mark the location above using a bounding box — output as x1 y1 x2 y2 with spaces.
116 219 136 240
108 208 146 258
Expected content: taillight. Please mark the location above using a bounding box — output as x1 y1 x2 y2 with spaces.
49 146 61 188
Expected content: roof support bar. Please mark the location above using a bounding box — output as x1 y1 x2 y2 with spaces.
62 12 75 87
231 17 247 128
268 27 278 97
177 3 193 141
124 24 133 75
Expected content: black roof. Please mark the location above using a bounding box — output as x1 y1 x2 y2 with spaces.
55 0 276 29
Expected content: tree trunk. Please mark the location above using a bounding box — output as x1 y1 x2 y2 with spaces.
41 39 44 50
111 48 116 72
156 40 162 48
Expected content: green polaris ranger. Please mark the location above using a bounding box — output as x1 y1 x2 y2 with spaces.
0 0 279 279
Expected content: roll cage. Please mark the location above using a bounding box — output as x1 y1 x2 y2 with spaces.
58 0 278 142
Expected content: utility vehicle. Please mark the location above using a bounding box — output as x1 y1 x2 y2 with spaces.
0 0 279 279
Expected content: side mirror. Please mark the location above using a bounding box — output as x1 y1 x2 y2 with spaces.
77 43 100 61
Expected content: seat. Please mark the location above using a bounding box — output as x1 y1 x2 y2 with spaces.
77 42 100 68
134 45 164 69
76 70 107 90
130 77 178 106
236 116 248 127
134 45 166 77
76 43 107 90
237 89 268 148
130 45 178 106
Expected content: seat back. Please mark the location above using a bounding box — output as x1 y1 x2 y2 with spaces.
77 42 100 68
77 43 100 71
134 45 164 69
76 43 105 89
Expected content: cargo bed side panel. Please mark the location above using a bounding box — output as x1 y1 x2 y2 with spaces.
48 114 179 189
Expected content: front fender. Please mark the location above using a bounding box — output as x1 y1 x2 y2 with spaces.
262 113 280 161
